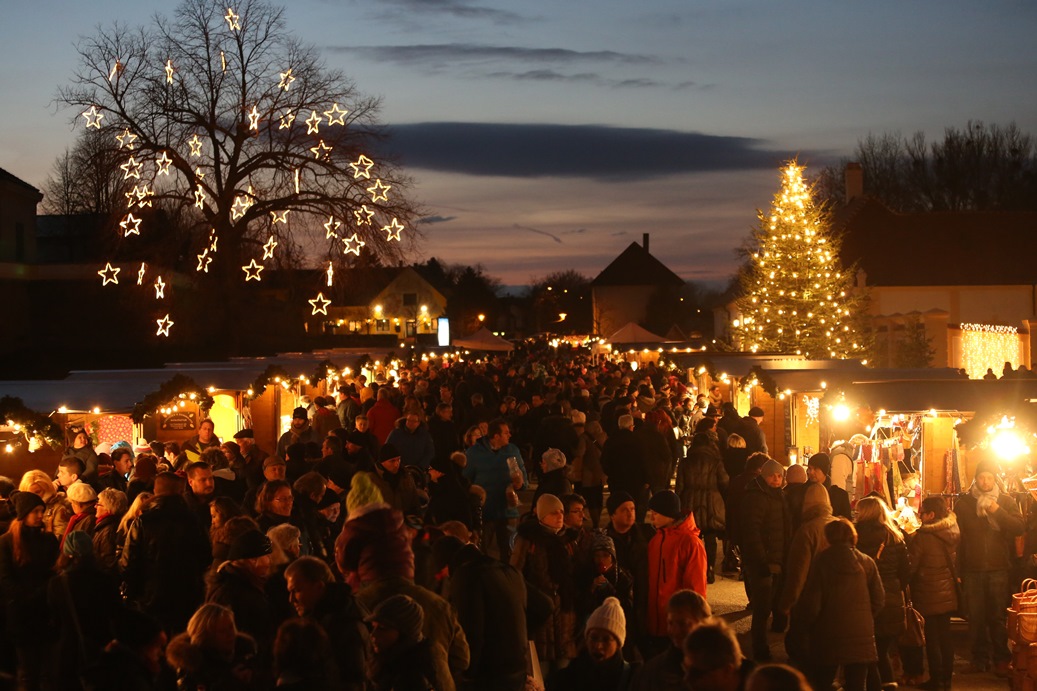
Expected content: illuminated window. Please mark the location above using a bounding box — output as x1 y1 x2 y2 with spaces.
375 319 390 333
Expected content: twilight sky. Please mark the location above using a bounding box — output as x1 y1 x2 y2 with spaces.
1 0 1035 287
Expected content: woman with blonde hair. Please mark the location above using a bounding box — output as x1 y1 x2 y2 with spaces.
19 468 72 539
118 491 154 536
166 602 258 688
855 495 911 689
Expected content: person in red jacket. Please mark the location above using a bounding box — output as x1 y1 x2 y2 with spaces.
646 490 707 655
366 388 402 445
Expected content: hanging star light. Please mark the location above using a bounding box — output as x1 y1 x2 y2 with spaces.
293 168 300 194
156 151 173 175
270 210 289 224
324 103 347 125
224 8 241 31
382 218 404 241
350 155 374 179
309 292 331 316
98 263 120 286
120 213 142 236
188 134 203 157
231 194 251 220
341 233 365 256
323 216 341 239
247 105 260 130
137 262 147 285
220 50 227 72
305 111 322 134
242 259 264 281
326 261 334 287
121 156 142 180
278 69 295 91
108 61 122 81
209 232 219 253
197 249 212 273
81 106 104 129
134 185 153 208
310 140 332 160
194 185 207 209
353 205 374 225
156 314 174 337
165 59 175 84
116 128 138 150
154 276 166 299
278 110 296 130
367 179 391 202
262 235 278 259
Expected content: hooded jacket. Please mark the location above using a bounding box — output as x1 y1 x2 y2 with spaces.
463 437 527 522
739 476 791 570
675 436 729 532
856 520 911 637
647 511 707 636
335 505 414 589
908 512 961 615
779 484 835 612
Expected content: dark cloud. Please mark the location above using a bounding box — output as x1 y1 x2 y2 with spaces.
419 215 458 224
482 70 668 88
381 123 798 180
377 0 524 22
513 223 562 243
326 43 659 68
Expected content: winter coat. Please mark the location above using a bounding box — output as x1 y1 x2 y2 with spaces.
367 637 438 691
355 577 470 691
47 561 121 684
92 513 123 573
119 494 211 634
856 521 910 637
275 425 317 462
463 438 527 522
547 649 639 691
531 468 572 508
606 522 655 640
445 543 529 686
366 399 402 445
206 562 274 654
738 476 791 572
778 499 835 612
336 505 414 589
308 581 369 690
166 631 257 691
675 440 728 532
575 428 606 488
795 543 885 665
634 422 675 490
511 518 578 663
632 645 685 691
956 488 1024 572
386 418 437 470
722 446 751 480
0 524 59 639
371 464 427 518
739 416 768 455
44 492 73 540
908 513 961 616
600 429 648 497
427 465 475 528
785 478 852 529
724 470 758 547
429 415 462 465
647 512 708 636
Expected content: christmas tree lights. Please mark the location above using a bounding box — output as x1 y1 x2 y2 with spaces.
732 161 870 359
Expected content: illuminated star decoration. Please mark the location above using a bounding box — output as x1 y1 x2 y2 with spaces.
188 134 203 157
225 8 241 31
367 179 391 202
350 155 374 179
341 233 365 256
165 59 174 84
137 262 147 285
209 230 219 253
247 105 260 131
156 314 174 337
120 213 142 237
382 218 404 241
293 168 300 194
98 263 120 286
353 205 374 225
116 128 138 150
156 151 173 176
271 210 289 224
134 185 153 208
278 111 295 130
311 140 332 160
194 185 207 208
326 261 334 287
154 276 166 299
262 236 278 259
324 103 347 126
278 69 295 91
121 156 142 180
81 106 104 129
231 194 252 220
108 61 122 81
323 216 341 239
197 249 212 273
242 259 264 282
305 111 322 134
309 292 331 316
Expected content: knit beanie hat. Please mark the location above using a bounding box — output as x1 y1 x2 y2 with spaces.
808 452 832 477
785 464 807 485
366 594 424 644
66 481 97 504
606 491 635 515
292 407 308 420
228 529 273 561
585 596 626 646
648 490 681 519
13 491 45 521
541 448 566 473
346 471 385 517
590 532 616 560
378 443 401 465
802 482 832 513
760 458 784 478
535 493 564 522
974 459 1000 479
63 530 94 560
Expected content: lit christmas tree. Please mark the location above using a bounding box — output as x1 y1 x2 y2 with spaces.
731 161 870 360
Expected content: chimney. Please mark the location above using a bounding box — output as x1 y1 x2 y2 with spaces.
642 233 649 252
845 162 864 202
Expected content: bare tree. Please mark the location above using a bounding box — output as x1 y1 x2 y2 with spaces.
57 0 419 336
40 129 133 216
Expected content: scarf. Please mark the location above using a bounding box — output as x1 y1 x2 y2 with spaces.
971 481 1001 531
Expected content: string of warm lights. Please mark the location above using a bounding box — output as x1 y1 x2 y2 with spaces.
959 323 1022 378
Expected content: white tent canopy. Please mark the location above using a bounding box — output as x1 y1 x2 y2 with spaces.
606 322 665 344
452 327 514 351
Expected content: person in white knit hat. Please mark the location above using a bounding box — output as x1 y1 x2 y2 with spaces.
546 596 637 690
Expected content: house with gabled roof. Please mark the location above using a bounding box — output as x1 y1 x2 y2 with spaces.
0 167 42 264
833 165 1037 374
591 233 684 337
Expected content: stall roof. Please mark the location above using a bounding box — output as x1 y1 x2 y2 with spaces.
0 374 171 413
842 378 1037 414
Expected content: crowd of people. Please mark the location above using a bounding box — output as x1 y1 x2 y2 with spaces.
0 347 1024 690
